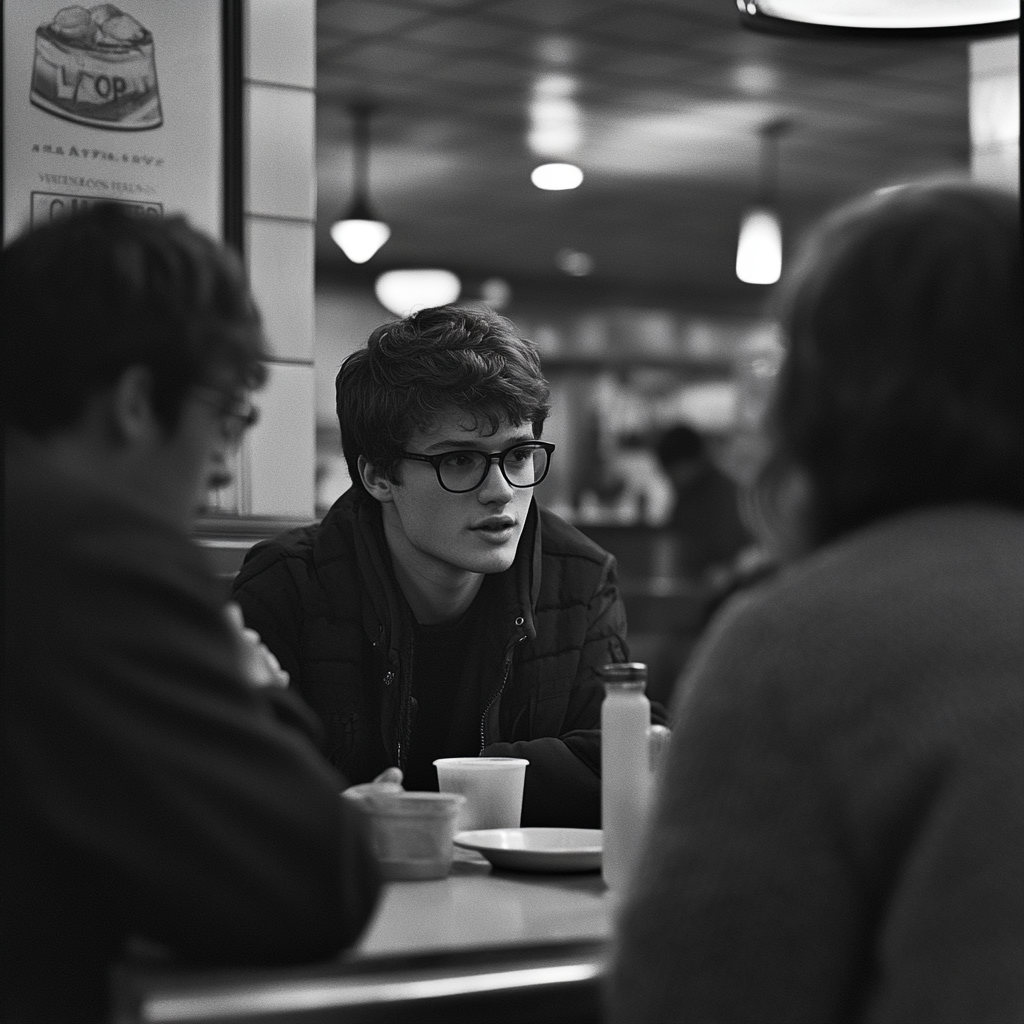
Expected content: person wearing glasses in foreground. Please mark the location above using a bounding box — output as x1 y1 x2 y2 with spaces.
2 205 381 1024
233 305 646 825
608 180 1023 1022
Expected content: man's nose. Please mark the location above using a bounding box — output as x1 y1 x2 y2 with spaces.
205 449 234 491
477 458 514 502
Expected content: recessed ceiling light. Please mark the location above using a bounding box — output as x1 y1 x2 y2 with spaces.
556 249 593 276
531 163 584 190
480 277 512 309
733 63 779 93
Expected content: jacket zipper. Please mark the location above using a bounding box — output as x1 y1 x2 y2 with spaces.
479 635 526 753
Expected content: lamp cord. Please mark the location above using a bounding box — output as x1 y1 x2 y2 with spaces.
351 103 372 202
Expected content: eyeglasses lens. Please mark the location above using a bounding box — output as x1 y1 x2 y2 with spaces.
438 444 549 492
220 403 258 444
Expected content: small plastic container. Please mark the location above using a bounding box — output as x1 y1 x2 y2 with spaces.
346 790 466 880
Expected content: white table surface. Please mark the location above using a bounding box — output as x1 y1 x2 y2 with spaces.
114 848 613 1023
353 847 612 958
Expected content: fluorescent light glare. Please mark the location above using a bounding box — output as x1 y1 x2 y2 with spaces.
529 75 581 157
529 118 581 156
736 207 782 284
374 269 461 316
331 219 391 264
531 163 584 190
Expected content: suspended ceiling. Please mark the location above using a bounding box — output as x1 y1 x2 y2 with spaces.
315 0 972 312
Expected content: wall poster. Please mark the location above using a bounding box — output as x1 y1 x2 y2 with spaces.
2 1 243 249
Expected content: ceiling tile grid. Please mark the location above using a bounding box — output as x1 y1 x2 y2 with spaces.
315 0 973 303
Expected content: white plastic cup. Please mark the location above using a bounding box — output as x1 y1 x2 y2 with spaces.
433 757 529 831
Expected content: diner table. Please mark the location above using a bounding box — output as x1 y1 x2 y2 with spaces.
111 847 614 1024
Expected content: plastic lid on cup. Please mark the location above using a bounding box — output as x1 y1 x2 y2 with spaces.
433 757 529 768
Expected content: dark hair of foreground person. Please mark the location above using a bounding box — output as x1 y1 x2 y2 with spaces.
762 179 1023 549
1 203 266 436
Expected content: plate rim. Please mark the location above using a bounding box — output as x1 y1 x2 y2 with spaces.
453 826 603 856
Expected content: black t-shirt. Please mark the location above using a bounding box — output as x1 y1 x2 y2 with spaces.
403 601 485 791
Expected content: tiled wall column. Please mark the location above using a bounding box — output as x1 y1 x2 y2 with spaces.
969 35 1019 194
240 0 317 518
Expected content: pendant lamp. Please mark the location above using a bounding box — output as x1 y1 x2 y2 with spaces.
331 104 390 264
736 119 789 285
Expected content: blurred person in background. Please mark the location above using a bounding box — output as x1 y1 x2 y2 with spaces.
232 306 660 828
654 421 754 583
2 205 381 1024
608 180 1023 1023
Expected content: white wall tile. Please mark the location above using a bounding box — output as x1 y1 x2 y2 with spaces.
247 216 314 361
315 284 391 424
247 363 316 519
245 84 316 220
245 0 315 89
969 35 1019 78
970 37 1019 194
971 145 1020 193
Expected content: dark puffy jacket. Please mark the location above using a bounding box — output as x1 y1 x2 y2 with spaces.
233 487 630 827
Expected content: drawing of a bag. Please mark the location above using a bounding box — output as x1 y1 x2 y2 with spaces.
30 4 162 130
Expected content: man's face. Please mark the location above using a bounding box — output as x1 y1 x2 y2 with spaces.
133 383 251 527
369 410 537 585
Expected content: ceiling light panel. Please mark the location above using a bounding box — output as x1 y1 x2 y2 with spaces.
750 0 1018 29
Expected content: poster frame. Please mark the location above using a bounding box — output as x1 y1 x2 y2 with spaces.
1 0 245 254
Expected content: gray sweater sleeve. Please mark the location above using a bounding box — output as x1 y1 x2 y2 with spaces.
608 509 1024 1024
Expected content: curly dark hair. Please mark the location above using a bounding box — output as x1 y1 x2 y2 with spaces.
2 202 267 436
335 304 551 488
759 179 1022 550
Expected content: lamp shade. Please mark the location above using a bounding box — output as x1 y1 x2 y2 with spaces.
375 269 461 316
736 207 782 284
332 105 391 263
331 217 391 264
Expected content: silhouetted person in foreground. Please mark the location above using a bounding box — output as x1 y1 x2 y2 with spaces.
609 180 1024 1023
2 205 381 1024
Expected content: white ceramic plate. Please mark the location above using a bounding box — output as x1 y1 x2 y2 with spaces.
453 828 602 873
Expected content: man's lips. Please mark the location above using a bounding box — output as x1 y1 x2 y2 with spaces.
471 517 517 531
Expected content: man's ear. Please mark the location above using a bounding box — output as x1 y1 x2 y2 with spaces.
111 365 160 446
359 454 395 503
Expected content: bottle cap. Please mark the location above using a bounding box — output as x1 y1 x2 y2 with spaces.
599 662 648 681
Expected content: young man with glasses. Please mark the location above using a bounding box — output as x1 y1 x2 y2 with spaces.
233 305 644 826
2 204 380 1023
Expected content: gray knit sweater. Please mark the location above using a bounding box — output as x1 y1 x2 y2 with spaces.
608 503 1024 1024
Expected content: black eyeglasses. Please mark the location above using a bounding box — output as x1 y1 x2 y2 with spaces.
401 441 555 493
194 388 259 446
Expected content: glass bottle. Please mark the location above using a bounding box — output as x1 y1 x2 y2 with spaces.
600 662 651 891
